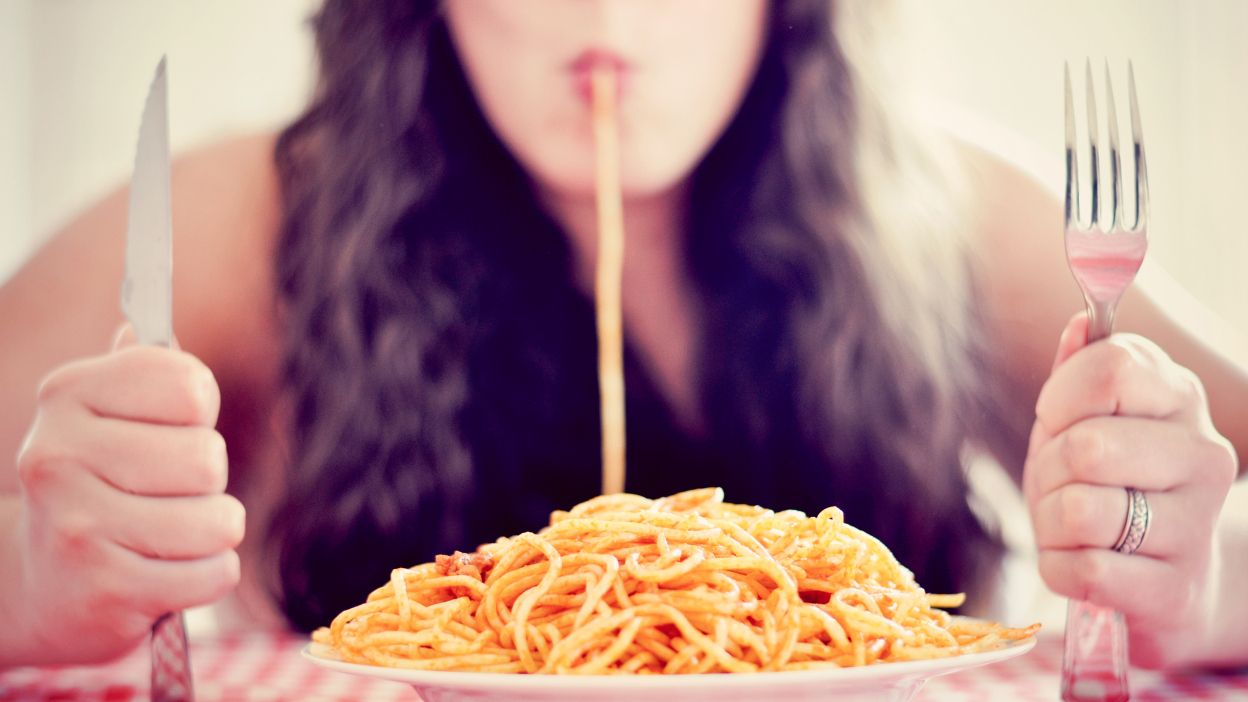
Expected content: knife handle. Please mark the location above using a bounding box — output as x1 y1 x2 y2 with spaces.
151 611 195 702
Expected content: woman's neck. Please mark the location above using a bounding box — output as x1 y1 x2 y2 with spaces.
537 182 704 431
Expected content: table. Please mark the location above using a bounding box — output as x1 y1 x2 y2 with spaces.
3 633 1246 701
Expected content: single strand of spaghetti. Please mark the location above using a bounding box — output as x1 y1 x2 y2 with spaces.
722 618 770 662
550 634 611 673
662 642 699 675
510 534 564 673
483 535 545 587
365 563 440 602
433 597 472 634
590 62 626 496
708 519 773 559
525 622 553 661
915 620 958 648
690 650 720 674
569 616 647 674
694 556 797 597
828 601 912 642
946 619 1003 635
329 599 391 643
585 531 650 555
924 593 966 609
763 623 800 671
539 622 564 650
526 604 582 631
361 650 518 671
800 602 852 650
625 549 706 582
712 615 730 650
765 522 806 557
401 575 489 598
389 568 414 630
655 532 671 556
866 637 890 663
357 628 467 650
567 492 650 519
634 633 678 663
835 587 885 616
620 649 659 673
545 519 725 546
651 594 757 618
574 554 620 629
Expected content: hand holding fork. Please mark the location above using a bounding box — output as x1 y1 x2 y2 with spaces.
1022 60 1238 690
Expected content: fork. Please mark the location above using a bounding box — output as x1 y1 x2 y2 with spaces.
1059 60 1149 702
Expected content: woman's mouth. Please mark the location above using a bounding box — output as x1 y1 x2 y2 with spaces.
569 49 632 104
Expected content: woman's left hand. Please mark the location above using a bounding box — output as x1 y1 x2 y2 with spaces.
1023 312 1238 669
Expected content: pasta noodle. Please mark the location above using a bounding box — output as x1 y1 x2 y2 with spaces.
591 63 626 496
312 488 1038 674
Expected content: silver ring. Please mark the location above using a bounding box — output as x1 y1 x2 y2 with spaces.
1112 487 1151 555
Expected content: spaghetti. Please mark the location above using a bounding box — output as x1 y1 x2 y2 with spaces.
312 488 1038 674
592 63 626 496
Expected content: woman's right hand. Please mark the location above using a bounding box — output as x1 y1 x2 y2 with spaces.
5 326 244 665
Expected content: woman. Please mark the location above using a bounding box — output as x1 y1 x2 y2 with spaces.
0 0 1244 670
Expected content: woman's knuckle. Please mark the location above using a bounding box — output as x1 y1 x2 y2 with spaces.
172 361 217 425
1057 486 1097 539
1062 423 1105 480
191 430 229 492
1078 550 1114 601
218 497 247 547
1203 438 1238 489
1102 341 1135 378
34 364 83 405
50 512 99 562
16 442 71 498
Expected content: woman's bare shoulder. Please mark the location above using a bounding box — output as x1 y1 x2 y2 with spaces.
166 134 284 368
955 141 1083 396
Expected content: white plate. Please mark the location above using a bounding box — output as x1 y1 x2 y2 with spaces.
302 636 1035 702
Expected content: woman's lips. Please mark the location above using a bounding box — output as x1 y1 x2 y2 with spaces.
569 49 632 104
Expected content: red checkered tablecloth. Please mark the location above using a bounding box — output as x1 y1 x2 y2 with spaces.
3 633 1246 701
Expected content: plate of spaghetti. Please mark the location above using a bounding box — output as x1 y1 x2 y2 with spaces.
304 487 1038 701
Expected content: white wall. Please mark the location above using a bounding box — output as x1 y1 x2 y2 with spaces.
1 0 1245 333
0 0 33 284
0 0 320 281
915 0 1248 334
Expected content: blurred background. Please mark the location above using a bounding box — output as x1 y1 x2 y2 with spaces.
1 0 1245 330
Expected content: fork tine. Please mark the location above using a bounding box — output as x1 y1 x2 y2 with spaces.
1104 61 1123 231
1064 62 1079 230
1084 59 1100 227
1128 61 1149 230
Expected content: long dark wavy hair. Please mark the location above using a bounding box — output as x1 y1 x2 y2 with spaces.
269 0 1018 632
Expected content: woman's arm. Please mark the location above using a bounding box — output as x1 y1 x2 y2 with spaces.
0 135 283 665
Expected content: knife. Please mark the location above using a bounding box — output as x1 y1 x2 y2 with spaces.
123 56 194 702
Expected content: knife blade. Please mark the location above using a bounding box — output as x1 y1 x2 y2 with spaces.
123 56 194 702
122 56 173 348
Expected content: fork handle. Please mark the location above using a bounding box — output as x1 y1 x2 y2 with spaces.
1061 299 1131 702
1062 599 1130 701
1085 297 1117 344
